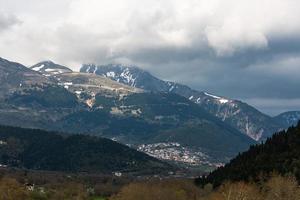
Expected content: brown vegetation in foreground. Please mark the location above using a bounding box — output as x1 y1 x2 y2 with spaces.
0 173 299 200
110 174 300 200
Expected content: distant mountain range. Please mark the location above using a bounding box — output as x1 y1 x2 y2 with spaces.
81 63 293 141
274 111 300 127
0 57 298 169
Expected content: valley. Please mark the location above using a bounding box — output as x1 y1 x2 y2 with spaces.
1 1 299 199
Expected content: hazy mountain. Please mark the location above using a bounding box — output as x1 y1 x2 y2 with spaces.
274 111 300 127
80 63 282 141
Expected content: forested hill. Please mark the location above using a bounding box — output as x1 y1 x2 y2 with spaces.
0 125 172 174
196 121 300 187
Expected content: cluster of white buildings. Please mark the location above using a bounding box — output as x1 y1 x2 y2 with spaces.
138 142 212 166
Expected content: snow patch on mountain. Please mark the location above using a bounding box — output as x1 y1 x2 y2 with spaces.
204 92 229 104
120 68 136 87
93 66 98 74
169 85 175 92
30 61 72 76
32 64 45 72
106 71 116 78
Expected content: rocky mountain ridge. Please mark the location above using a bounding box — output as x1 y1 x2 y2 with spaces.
80 63 284 141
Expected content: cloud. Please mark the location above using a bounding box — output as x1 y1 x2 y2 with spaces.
0 13 21 32
1 0 300 65
0 0 300 114
205 25 268 56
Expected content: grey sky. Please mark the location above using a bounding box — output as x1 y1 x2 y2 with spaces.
0 0 299 115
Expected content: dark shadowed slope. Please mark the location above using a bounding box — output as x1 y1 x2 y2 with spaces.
196 121 300 187
0 125 172 174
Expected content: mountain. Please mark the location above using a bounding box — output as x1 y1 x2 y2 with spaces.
196 121 300 187
0 58 256 167
55 72 143 108
80 63 282 141
59 92 254 159
0 125 172 174
54 88 254 165
30 60 73 76
81 63 174 90
53 69 256 162
274 111 300 128
0 57 52 100
35 61 255 162
0 58 81 129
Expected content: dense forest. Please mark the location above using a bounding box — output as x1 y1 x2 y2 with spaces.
0 125 171 174
196 121 300 187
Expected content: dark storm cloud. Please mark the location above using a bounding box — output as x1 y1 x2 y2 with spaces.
0 0 299 115
118 34 300 101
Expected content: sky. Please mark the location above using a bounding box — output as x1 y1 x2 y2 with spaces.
0 0 299 115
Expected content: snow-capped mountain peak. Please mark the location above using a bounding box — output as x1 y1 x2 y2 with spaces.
81 64 150 88
80 63 283 141
30 61 72 76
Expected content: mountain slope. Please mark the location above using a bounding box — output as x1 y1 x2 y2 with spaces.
274 111 300 128
0 59 142 130
0 57 52 99
80 64 282 141
55 72 143 108
81 64 167 90
0 58 81 130
0 125 172 174
196 121 300 187
56 92 255 162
